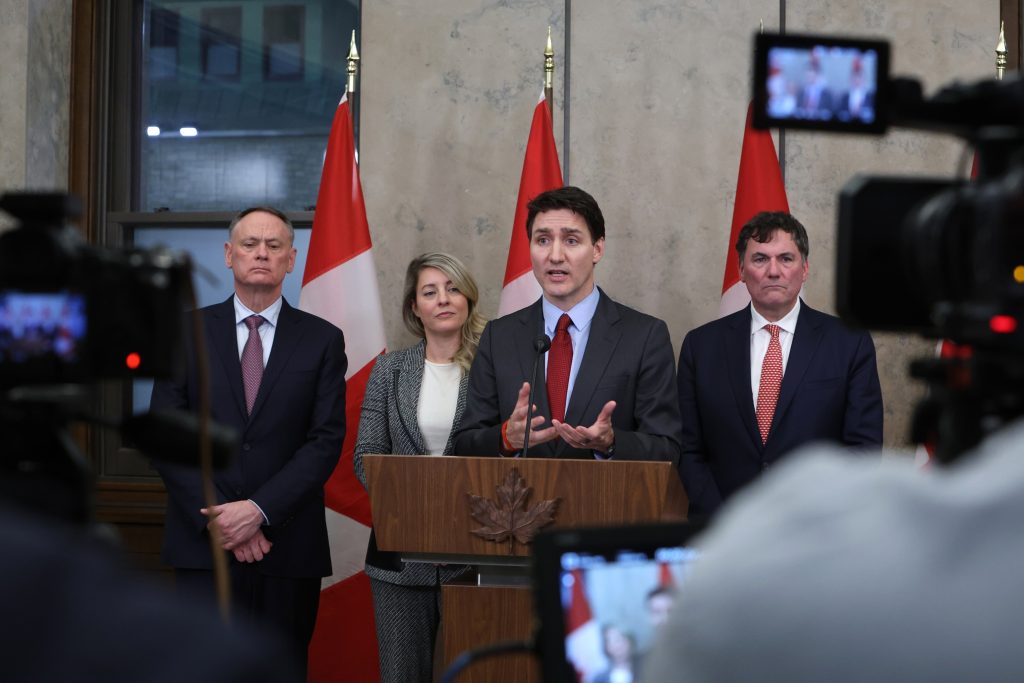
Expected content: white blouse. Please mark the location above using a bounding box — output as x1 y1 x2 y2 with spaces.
417 360 461 455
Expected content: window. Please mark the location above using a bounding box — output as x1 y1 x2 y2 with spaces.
264 5 306 81
200 6 242 81
147 7 179 80
76 0 360 479
138 0 357 212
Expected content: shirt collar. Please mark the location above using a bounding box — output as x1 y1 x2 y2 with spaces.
234 295 283 328
750 297 801 336
542 286 601 336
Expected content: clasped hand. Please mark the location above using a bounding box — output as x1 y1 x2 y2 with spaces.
505 381 616 453
201 500 271 563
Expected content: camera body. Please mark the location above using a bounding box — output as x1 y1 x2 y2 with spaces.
753 32 1024 461
754 32 1024 346
0 193 191 389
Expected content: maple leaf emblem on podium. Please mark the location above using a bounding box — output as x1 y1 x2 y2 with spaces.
466 468 560 553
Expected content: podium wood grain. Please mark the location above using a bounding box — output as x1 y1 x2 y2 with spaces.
362 455 688 556
437 583 539 682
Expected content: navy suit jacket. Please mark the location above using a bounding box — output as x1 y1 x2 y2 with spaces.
677 301 882 517
454 289 681 463
151 297 347 578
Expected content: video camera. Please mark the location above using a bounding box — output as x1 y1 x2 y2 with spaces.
0 193 190 387
0 192 238 524
752 32 1024 461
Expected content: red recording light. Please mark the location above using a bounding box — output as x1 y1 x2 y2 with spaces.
125 352 142 370
989 315 1018 334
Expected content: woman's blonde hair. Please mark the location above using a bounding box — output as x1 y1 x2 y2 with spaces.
402 252 487 373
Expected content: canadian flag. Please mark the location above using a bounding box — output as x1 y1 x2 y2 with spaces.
498 90 563 317
658 561 675 588
719 103 790 317
301 91 386 682
564 569 606 682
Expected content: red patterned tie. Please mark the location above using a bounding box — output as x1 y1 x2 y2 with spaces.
755 323 782 444
547 314 573 423
241 315 265 415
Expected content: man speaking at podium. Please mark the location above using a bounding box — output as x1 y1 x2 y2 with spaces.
455 186 680 463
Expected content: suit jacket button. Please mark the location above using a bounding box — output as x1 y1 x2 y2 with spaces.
242 443 251 451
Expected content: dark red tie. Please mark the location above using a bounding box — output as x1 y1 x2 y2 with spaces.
241 315 265 415
756 324 782 444
547 314 573 423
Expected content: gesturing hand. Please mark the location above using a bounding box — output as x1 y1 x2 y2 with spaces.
504 381 558 451
552 400 616 453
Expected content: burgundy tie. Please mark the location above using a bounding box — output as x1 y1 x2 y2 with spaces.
547 314 573 423
755 324 783 444
241 315 265 415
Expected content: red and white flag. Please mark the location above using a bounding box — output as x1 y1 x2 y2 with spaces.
301 91 386 683
719 103 790 317
564 569 606 682
658 561 675 588
498 90 563 317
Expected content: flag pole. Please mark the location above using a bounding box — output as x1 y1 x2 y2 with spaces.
347 30 360 126
996 20 1007 80
545 26 554 126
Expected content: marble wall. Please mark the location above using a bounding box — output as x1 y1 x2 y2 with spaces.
0 0 71 197
361 0 999 448
0 0 30 197
360 0 566 339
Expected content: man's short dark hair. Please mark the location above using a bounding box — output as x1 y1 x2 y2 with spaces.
228 206 295 243
735 211 809 261
525 186 606 243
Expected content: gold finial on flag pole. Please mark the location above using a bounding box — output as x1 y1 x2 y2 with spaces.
996 21 1007 81
347 30 360 94
545 26 555 123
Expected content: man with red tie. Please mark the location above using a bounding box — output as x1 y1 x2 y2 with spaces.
677 211 882 518
455 186 680 463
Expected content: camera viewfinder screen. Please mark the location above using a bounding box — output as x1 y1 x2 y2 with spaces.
753 33 890 134
0 292 87 364
766 45 879 124
559 545 699 683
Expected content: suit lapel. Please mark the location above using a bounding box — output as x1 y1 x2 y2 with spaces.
395 342 428 454
725 306 763 452
209 297 247 420
444 368 470 455
248 299 303 422
771 301 823 434
564 291 620 428
516 301 551 421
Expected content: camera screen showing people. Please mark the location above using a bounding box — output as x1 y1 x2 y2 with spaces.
560 547 697 683
753 32 889 134
533 524 700 683
0 292 86 365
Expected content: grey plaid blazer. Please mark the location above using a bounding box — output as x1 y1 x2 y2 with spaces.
354 340 469 586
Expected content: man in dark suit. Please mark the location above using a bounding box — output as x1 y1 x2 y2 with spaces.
455 186 680 462
151 206 347 677
677 211 882 517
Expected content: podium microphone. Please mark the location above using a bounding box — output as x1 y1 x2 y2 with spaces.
523 335 551 458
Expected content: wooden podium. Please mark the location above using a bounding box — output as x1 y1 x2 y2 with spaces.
362 455 687 682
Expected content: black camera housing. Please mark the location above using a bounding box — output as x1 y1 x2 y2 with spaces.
0 192 191 387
